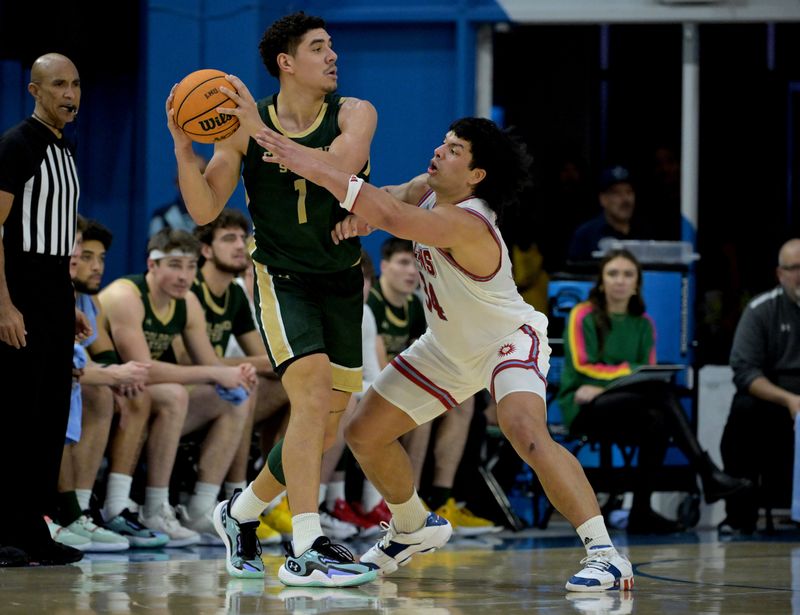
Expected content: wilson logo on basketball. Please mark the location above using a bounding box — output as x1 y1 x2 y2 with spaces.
199 114 234 132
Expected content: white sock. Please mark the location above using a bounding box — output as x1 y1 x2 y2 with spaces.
75 489 92 512
325 481 345 511
189 482 220 517
230 483 270 522
224 481 246 501
292 512 323 555
361 480 383 512
144 487 170 518
318 484 328 507
386 491 429 533
103 473 133 520
576 515 614 554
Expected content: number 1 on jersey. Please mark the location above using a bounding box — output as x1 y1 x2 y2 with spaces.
294 179 308 224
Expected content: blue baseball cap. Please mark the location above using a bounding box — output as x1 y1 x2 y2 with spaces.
599 165 632 192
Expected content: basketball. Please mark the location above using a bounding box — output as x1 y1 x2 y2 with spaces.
172 69 240 143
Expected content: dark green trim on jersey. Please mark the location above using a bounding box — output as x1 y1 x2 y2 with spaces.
120 274 187 362
242 92 369 274
366 284 427 361
191 270 256 358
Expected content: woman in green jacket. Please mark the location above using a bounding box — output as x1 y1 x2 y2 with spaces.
557 249 750 534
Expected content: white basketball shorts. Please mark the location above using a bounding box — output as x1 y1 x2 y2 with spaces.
372 323 551 424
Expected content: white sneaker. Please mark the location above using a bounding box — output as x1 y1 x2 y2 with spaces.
66 515 130 552
176 504 222 546
360 512 452 575
565 546 634 592
139 503 201 548
319 511 359 540
45 516 92 552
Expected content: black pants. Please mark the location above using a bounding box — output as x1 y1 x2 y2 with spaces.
720 391 794 529
0 254 74 549
570 381 702 510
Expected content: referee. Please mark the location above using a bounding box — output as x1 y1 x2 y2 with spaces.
0 53 91 567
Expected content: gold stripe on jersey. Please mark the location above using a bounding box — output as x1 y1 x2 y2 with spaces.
199 279 229 316
151 298 176 326
254 263 293 366
331 363 363 394
267 102 329 138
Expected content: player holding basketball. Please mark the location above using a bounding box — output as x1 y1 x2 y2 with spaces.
254 116 635 592
165 12 378 586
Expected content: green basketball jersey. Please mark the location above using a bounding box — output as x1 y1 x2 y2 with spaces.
120 274 187 361
366 284 427 361
242 92 369 274
191 271 256 358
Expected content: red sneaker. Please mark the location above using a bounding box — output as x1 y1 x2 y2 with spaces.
355 500 392 526
331 499 377 532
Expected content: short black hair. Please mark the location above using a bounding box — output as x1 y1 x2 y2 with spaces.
381 237 413 262
82 219 113 251
193 209 250 246
259 11 327 78
448 117 532 219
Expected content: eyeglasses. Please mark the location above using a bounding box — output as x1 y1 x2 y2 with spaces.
779 264 800 273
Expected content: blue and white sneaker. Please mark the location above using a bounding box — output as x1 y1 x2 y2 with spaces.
103 508 169 549
566 546 634 592
278 536 378 587
213 492 264 579
360 512 452 575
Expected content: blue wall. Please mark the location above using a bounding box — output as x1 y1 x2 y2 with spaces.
0 1 508 280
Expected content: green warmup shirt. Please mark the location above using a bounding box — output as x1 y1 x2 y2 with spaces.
191 271 256 358
556 301 656 428
119 274 187 362
367 284 427 361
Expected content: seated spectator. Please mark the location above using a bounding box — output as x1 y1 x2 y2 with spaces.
187 210 289 522
567 165 648 263
54 218 151 552
99 229 257 546
720 238 800 534
557 249 751 533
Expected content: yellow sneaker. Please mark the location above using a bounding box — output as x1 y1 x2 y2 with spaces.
434 498 502 537
261 496 293 539
256 517 282 545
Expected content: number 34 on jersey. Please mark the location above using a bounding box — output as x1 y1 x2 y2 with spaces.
414 245 447 321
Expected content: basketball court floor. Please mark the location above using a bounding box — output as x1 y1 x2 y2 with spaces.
1 516 797 614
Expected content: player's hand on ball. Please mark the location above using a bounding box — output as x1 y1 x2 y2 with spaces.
165 84 193 149
216 75 264 137
332 214 373 244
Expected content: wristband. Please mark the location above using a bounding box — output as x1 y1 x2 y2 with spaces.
339 175 364 212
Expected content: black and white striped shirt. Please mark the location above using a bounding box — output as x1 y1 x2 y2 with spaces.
0 117 79 257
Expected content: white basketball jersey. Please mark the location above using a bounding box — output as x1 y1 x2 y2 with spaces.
412 191 548 359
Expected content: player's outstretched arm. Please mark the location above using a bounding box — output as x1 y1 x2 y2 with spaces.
255 127 484 249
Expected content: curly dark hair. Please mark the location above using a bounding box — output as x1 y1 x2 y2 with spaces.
193 209 250 246
82 218 113 251
448 117 532 220
588 249 646 352
259 11 327 78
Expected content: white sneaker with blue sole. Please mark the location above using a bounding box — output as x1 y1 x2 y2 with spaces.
566 546 634 592
360 512 452 575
